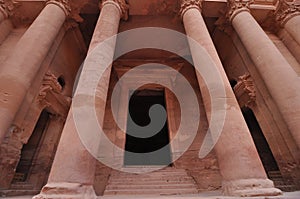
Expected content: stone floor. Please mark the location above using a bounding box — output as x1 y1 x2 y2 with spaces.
0 191 299 199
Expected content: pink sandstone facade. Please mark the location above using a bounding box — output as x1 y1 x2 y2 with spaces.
0 0 299 198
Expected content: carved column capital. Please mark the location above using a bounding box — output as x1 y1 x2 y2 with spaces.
227 0 253 22
179 0 202 18
0 0 16 19
275 0 300 26
46 0 71 16
101 0 129 20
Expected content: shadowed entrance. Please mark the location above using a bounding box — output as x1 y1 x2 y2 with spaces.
124 89 171 166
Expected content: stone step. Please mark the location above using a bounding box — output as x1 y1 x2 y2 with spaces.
112 168 187 173
276 185 297 192
0 189 40 197
108 176 194 181
268 171 283 178
104 188 199 195
104 167 199 196
110 172 190 177
107 180 195 185
105 184 197 190
10 183 34 190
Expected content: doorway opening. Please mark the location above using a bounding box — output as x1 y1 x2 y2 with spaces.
124 89 171 166
13 110 50 182
242 107 280 175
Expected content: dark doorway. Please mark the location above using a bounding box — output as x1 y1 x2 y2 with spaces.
13 110 50 182
242 107 279 174
124 90 171 166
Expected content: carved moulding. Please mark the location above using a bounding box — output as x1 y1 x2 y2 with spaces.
227 0 254 22
179 0 202 18
101 0 129 20
46 0 71 16
233 74 256 108
275 0 300 26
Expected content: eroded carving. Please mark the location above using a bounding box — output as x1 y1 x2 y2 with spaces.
233 74 256 108
0 0 16 18
227 0 253 21
38 72 62 102
275 0 300 26
102 0 129 20
179 0 202 18
46 0 71 16
37 72 70 116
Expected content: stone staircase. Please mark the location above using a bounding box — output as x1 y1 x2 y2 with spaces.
0 182 40 197
104 167 199 196
268 171 297 192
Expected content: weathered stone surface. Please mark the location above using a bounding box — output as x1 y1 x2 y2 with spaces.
0 0 299 198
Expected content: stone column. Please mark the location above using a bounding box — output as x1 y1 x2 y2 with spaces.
229 0 300 149
180 0 281 196
0 0 70 143
33 1 128 198
275 0 300 46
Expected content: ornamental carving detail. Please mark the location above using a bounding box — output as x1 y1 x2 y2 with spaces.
47 0 71 16
233 74 256 108
275 0 300 26
179 0 202 18
227 0 254 21
0 0 16 18
37 72 70 116
102 0 129 20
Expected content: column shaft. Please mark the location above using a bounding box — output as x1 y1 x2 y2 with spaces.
0 2 67 143
231 10 300 149
285 16 300 45
182 6 281 196
34 1 125 198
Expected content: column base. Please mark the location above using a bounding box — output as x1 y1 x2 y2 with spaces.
33 183 97 199
222 178 282 197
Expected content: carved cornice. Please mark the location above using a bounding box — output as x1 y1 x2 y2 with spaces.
0 0 16 19
227 0 254 22
101 0 129 20
233 74 256 108
179 0 202 18
46 0 71 16
275 0 300 26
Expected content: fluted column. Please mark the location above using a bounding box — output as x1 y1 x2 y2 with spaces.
33 0 128 198
180 0 281 196
0 0 70 143
275 0 300 46
229 0 300 149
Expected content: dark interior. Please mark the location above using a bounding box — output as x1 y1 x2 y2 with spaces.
242 107 280 174
124 89 171 166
